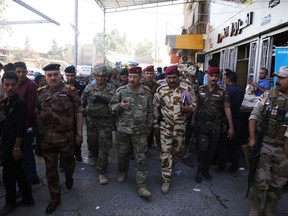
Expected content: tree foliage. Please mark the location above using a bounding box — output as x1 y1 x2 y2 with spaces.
134 40 154 57
0 0 11 41
47 39 66 60
93 28 132 55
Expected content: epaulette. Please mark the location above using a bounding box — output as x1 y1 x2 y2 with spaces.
116 85 126 92
37 85 47 92
156 84 167 93
199 84 206 89
65 84 76 91
142 85 151 92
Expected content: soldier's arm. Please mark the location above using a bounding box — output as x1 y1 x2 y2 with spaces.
284 139 288 158
153 91 161 128
109 91 124 116
75 112 84 145
146 94 154 128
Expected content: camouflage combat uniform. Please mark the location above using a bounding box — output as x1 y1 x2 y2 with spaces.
37 83 82 202
248 89 288 215
196 85 230 172
153 82 196 182
109 84 153 188
81 82 115 173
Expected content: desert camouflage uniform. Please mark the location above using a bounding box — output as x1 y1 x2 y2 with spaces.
153 82 196 182
109 84 153 188
196 85 230 171
248 89 288 213
81 82 115 173
37 83 82 202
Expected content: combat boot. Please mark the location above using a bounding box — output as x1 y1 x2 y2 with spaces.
65 176 73 189
138 187 152 198
248 186 263 216
195 166 203 183
263 186 282 216
161 181 170 194
89 157 97 167
203 167 212 181
117 172 127 183
98 174 108 185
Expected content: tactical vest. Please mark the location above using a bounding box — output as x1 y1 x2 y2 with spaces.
260 90 288 140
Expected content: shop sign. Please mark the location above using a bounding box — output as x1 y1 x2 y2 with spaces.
217 12 253 43
274 47 288 86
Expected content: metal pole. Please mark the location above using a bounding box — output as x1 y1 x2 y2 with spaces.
74 0 78 68
103 9 106 64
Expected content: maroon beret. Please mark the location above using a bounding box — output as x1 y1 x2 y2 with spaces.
165 65 178 75
143 65 154 72
207 67 220 76
128 66 142 74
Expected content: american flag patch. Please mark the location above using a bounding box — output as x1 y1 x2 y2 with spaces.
259 94 264 101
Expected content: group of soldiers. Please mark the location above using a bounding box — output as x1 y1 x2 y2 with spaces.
0 60 288 216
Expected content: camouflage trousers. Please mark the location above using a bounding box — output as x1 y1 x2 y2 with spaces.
42 140 75 201
117 132 148 188
160 122 186 182
197 121 221 170
253 142 288 190
86 124 113 174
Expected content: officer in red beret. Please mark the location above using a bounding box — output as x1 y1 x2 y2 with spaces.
153 64 196 194
109 66 153 198
194 66 235 183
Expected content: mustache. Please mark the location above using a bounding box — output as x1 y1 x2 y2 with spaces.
276 83 281 86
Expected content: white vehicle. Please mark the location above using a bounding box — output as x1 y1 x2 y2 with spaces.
77 65 92 77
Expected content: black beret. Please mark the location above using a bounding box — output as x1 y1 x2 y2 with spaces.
64 65 76 73
42 64 61 71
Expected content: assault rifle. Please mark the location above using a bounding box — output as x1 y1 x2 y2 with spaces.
246 102 271 198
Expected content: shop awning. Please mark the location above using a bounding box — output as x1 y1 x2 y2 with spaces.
166 34 204 50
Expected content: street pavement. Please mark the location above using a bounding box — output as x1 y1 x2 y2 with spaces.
0 141 287 216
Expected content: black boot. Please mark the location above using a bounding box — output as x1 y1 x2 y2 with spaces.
203 167 212 181
195 166 203 183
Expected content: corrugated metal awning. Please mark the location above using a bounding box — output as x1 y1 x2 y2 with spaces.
94 0 191 13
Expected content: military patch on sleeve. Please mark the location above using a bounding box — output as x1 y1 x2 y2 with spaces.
66 84 76 91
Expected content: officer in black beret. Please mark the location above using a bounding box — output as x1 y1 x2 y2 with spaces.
64 65 86 162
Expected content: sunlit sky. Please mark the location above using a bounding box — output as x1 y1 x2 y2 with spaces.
0 0 184 60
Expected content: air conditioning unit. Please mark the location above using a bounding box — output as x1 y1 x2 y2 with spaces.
180 55 192 63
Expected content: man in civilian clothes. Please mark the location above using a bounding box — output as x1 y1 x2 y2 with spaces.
0 72 34 216
14 62 40 186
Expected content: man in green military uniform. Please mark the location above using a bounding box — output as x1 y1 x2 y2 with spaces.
248 66 288 216
195 66 234 183
81 64 115 185
118 67 129 86
153 65 196 194
37 64 84 214
109 66 153 198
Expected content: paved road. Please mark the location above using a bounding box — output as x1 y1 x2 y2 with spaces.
0 141 287 215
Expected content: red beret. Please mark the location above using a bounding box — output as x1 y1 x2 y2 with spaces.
128 66 142 74
207 67 220 76
143 65 154 72
165 65 178 75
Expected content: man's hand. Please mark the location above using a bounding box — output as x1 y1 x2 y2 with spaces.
75 134 83 146
181 104 191 113
227 128 235 140
248 137 256 151
120 99 131 110
13 148 22 161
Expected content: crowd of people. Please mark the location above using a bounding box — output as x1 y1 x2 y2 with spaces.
0 60 287 216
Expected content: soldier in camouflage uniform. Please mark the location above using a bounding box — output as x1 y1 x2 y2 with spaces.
37 64 84 214
81 64 115 185
181 65 199 167
109 66 153 198
195 67 234 183
248 66 288 216
153 65 196 194
142 65 160 152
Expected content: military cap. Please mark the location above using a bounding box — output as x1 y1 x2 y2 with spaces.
93 64 108 76
118 68 128 76
274 66 288 78
143 65 154 72
207 67 220 76
42 64 61 71
64 65 76 73
165 65 178 75
128 66 142 74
